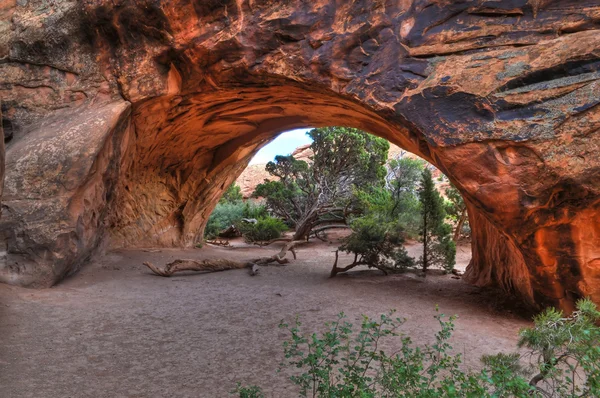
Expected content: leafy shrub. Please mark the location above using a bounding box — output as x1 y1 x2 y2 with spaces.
204 202 246 239
232 383 264 398
242 201 268 220
444 183 469 242
204 201 269 239
341 215 391 258
236 299 600 397
237 216 288 242
338 214 415 273
353 186 421 240
516 298 600 396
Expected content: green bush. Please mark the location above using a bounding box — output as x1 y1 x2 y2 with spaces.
353 187 422 240
242 201 268 220
237 216 287 242
232 383 264 398
204 201 269 239
236 299 600 397
204 202 246 239
338 214 415 273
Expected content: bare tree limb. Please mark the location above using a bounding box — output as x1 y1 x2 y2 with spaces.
143 240 307 277
143 258 248 277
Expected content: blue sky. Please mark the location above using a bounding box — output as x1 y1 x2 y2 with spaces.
249 128 313 165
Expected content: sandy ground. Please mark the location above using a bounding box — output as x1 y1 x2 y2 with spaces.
0 237 532 398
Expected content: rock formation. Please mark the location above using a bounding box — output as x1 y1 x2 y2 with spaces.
1 0 599 311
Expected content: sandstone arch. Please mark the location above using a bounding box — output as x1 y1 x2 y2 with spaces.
1 1 599 311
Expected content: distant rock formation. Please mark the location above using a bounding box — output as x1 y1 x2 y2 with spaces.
237 143 442 198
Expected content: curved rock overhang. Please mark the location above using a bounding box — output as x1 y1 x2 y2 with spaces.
0 0 599 312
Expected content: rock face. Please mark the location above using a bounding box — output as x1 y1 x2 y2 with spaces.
1 0 599 311
237 143 313 198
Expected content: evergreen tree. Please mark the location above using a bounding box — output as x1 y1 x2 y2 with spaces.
254 127 389 240
418 168 456 273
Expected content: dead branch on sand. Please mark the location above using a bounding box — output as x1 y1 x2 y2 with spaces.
143 240 306 277
329 250 389 278
206 239 232 247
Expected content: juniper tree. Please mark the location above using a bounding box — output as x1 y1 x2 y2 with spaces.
418 168 456 273
254 127 389 241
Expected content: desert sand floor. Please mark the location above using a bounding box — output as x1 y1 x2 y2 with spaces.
0 237 532 397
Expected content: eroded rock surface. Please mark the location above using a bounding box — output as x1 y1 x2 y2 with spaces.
1 0 599 310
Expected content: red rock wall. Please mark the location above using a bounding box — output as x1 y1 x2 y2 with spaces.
464 202 534 308
1 0 599 311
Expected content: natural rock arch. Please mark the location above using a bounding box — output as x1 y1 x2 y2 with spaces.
0 1 599 312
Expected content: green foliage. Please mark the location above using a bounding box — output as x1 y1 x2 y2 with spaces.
254 127 389 240
340 214 414 272
204 201 268 239
516 298 600 396
220 183 243 204
443 184 465 221
418 169 455 273
272 308 527 397
444 183 469 241
309 127 389 191
233 383 264 398
337 156 429 273
353 187 421 241
236 216 288 242
236 299 600 398
243 201 268 220
205 201 246 239
386 157 425 216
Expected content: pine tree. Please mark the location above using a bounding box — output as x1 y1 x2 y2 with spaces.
418 168 456 273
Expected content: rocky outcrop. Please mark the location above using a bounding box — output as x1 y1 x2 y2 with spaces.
1 0 599 311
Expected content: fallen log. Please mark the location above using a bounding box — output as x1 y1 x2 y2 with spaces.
143 258 248 277
206 239 232 247
143 240 306 277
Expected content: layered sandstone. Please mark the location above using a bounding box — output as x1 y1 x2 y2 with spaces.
1 0 599 311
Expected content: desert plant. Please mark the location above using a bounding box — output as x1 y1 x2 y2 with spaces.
237 216 288 242
242 201 268 220
254 127 389 241
418 168 456 273
330 214 414 277
233 383 264 398
204 201 246 239
516 298 600 397
204 200 270 239
236 299 600 397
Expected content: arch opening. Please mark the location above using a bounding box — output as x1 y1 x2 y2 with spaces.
100 85 535 308
208 126 476 278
